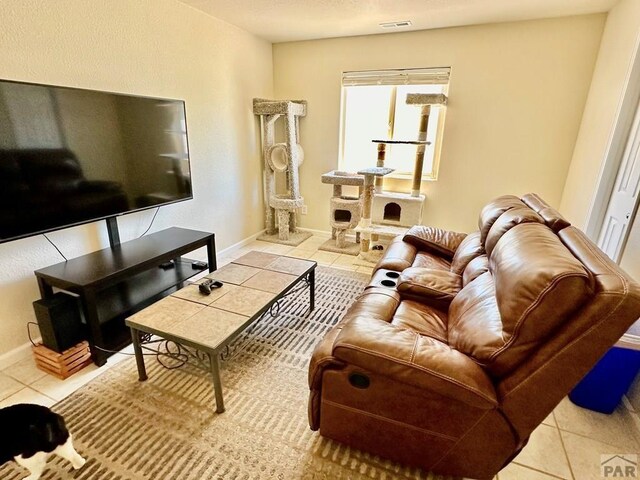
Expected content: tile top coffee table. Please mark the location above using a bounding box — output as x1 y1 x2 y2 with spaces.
125 251 316 413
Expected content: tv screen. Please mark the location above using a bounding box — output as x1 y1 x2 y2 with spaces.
0 79 192 243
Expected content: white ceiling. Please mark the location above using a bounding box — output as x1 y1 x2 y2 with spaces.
180 0 618 43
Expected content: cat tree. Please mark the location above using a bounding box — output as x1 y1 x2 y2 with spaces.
253 98 311 245
355 93 447 261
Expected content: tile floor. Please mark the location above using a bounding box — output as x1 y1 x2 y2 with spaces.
2 233 639 480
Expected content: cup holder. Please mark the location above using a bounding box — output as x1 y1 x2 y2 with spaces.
380 279 396 287
385 271 400 279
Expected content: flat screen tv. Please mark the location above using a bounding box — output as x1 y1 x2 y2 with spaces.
0 78 192 243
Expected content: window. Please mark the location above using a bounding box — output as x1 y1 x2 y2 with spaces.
339 68 450 180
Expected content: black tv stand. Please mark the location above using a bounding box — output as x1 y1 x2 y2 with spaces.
34 227 216 366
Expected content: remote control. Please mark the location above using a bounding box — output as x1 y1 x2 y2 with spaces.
159 260 175 270
192 260 208 269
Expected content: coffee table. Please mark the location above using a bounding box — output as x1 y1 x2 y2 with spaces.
125 251 316 413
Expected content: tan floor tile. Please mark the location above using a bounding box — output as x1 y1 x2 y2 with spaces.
500 462 564 479
332 254 358 267
541 412 557 427
30 363 104 401
0 371 25 400
357 266 374 275
309 251 340 266
554 396 640 450
226 246 254 259
245 240 270 252
106 351 132 367
354 257 377 267
0 387 56 408
329 262 354 271
3 356 48 385
512 424 572 479
216 255 234 267
298 236 329 250
561 430 630 480
286 248 316 259
259 243 295 255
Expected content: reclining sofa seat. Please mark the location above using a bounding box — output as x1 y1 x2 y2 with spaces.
308 193 640 479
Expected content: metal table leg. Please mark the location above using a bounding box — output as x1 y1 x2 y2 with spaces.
209 351 225 413
131 328 147 381
309 267 316 312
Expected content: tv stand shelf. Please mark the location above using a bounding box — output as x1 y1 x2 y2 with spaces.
34 227 216 366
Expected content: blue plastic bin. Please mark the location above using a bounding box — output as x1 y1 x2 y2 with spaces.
569 346 640 414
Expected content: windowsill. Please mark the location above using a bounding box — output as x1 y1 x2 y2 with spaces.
385 173 438 182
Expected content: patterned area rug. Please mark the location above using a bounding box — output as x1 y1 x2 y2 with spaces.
1 267 445 480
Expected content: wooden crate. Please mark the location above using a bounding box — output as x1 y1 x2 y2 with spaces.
32 341 92 380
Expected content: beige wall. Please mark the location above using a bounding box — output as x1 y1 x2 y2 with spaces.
560 0 640 230
273 15 605 233
0 0 272 356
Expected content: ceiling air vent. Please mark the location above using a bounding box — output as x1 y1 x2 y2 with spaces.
379 20 412 29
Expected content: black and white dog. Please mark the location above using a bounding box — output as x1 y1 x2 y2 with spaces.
0 403 86 480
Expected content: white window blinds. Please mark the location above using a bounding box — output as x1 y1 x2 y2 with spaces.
342 67 451 87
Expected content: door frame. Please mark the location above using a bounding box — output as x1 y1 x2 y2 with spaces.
586 32 640 248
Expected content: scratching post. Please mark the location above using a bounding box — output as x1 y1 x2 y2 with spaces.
411 105 430 197
405 93 448 197
375 143 386 193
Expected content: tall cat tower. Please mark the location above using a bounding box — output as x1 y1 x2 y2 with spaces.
356 93 447 261
253 98 311 245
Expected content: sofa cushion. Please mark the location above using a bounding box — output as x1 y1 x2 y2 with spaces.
478 195 524 245
462 255 489 286
449 223 594 376
397 267 462 310
403 226 467 259
521 193 570 232
485 207 544 256
450 231 483 275
412 252 451 270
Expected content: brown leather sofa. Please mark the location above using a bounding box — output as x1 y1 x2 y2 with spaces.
308 193 640 479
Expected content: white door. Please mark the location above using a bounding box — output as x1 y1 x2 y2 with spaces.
598 98 640 262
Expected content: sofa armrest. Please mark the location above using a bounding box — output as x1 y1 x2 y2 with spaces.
332 316 497 409
397 267 462 308
403 226 467 259
375 235 418 272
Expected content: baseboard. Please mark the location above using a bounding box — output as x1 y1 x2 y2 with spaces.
218 229 266 256
0 336 41 370
298 227 332 237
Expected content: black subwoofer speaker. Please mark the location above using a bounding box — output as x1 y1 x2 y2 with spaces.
33 292 85 353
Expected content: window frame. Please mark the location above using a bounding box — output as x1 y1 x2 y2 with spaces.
338 68 449 182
